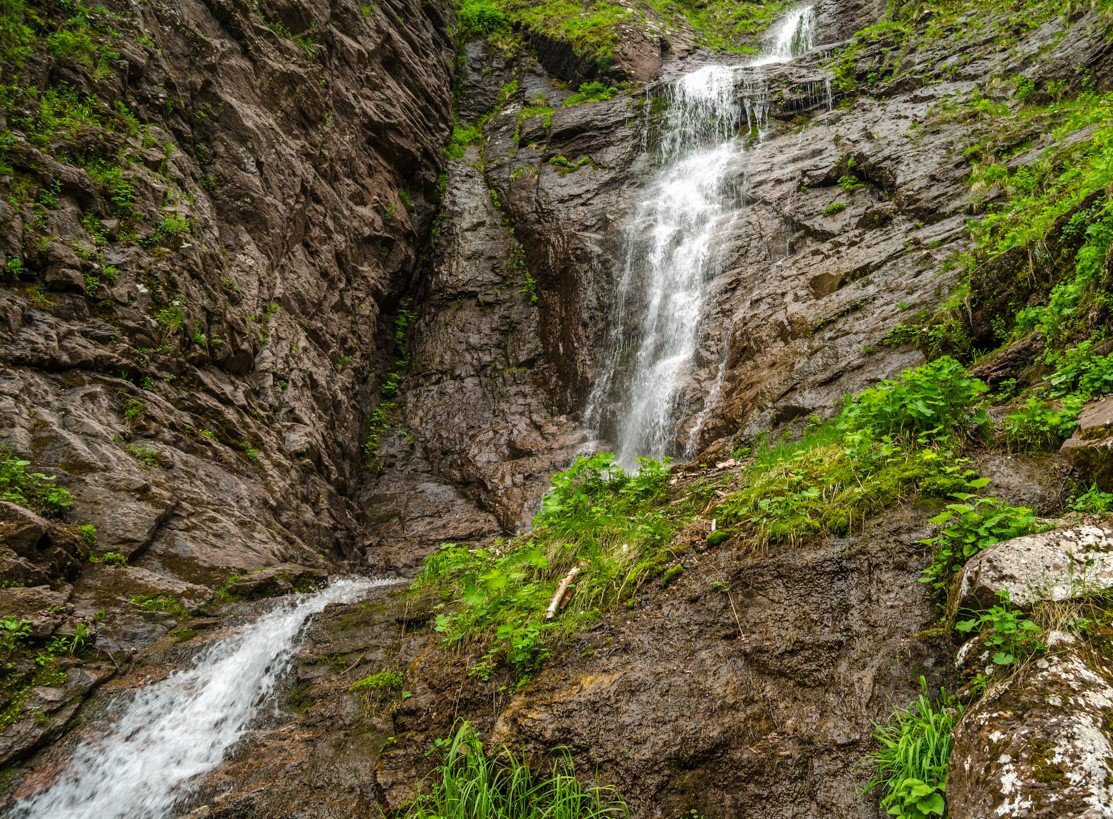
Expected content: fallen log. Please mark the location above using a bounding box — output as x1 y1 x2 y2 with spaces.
545 566 581 620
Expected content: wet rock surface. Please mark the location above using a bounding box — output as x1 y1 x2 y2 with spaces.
948 632 1113 819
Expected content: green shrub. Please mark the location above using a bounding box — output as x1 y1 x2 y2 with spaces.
76 524 97 547
405 721 628 819
838 357 989 442
1001 396 1081 451
823 200 847 215
919 495 1041 593
446 123 482 159
0 450 73 516
564 80 620 106
865 682 961 819
955 597 1044 667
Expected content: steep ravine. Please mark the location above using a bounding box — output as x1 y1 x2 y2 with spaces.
3 0 1113 817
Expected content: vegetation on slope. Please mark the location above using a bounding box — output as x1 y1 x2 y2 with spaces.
406 721 628 818
451 0 790 72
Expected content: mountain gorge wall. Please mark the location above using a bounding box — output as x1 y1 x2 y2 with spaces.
0 0 455 766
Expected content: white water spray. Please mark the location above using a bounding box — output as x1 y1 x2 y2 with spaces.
13 577 391 819
587 6 817 469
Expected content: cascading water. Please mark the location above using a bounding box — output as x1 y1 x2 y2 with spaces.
12 577 391 819
587 5 817 469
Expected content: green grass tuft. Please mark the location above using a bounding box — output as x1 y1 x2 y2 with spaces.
405 721 628 819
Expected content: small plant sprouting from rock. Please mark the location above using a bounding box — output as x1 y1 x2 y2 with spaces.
0 450 73 517
955 596 1045 668
919 496 1041 594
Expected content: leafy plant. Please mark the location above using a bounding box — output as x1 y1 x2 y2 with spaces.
955 598 1044 666
0 617 32 652
0 450 73 516
838 357 989 442
866 682 961 819
1001 396 1081 451
1069 484 1113 513
405 721 628 818
920 495 1041 593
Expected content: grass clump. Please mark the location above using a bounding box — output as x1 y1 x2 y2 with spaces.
416 453 691 681
714 358 995 548
0 450 73 516
405 721 628 819
865 681 961 819
349 669 404 693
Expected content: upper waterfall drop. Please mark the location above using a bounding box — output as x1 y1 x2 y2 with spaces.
587 5 817 470
12 578 390 819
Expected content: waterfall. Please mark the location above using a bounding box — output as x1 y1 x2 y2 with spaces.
587 6 817 469
12 577 391 819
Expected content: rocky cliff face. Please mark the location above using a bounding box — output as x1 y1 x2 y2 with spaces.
0 0 454 765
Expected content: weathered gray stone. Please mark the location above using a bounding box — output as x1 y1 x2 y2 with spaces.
1062 396 1113 490
948 632 1113 819
954 526 1113 613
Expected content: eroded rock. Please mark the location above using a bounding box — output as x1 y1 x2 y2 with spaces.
948 633 1113 819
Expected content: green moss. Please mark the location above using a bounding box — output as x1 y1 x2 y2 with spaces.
348 670 404 692
446 123 483 159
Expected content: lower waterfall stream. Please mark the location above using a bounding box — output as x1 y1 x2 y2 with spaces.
12 578 390 819
587 5 818 469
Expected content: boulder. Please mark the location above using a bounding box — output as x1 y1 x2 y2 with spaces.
948 632 1113 818
0 502 87 583
953 526 1113 613
1061 396 1113 489
227 563 327 600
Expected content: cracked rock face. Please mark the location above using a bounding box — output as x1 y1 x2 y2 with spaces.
948 632 1113 819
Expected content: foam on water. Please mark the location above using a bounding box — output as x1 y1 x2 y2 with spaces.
13 577 392 819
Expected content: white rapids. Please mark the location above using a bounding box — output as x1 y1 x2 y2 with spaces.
587 5 818 469
12 577 391 819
